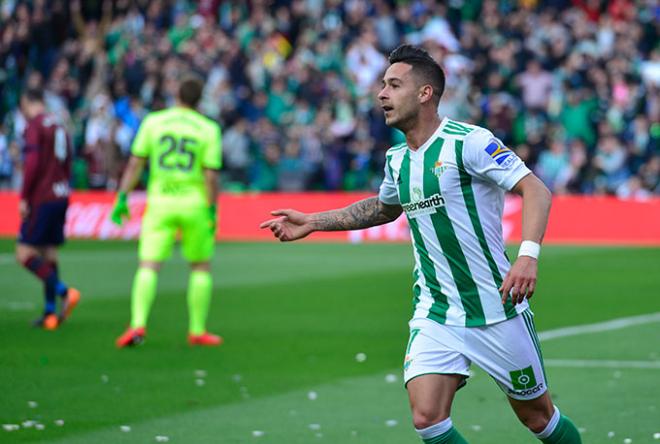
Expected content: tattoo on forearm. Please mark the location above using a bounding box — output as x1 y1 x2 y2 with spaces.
310 197 402 231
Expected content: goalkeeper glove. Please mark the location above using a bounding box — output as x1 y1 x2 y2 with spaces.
110 191 130 225
209 203 217 234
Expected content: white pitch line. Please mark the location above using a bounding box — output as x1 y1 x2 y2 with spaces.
545 359 660 369
539 312 660 341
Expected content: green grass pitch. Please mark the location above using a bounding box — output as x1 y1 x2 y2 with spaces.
0 240 659 443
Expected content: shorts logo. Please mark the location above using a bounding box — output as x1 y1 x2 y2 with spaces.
485 139 516 168
509 366 537 390
404 328 420 371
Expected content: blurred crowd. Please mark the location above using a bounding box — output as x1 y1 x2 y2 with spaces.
0 0 658 198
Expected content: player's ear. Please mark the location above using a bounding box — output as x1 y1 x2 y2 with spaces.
418 84 434 104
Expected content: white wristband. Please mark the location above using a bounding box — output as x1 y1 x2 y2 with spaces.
518 240 540 259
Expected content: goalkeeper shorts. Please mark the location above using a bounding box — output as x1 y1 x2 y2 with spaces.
139 203 214 263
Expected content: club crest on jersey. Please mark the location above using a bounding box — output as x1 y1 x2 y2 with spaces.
485 139 515 168
431 160 448 178
412 187 423 202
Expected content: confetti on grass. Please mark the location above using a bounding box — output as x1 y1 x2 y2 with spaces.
28 401 38 408
307 391 318 401
385 420 398 427
54 419 65 427
120 425 132 432
2 424 20 432
385 374 397 383
355 353 367 363
155 436 170 442
252 430 265 437
308 424 321 431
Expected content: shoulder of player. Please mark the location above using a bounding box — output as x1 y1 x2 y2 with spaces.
138 110 161 128
386 142 407 156
461 126 496 153
438 118 483 137
169 108 220 131
28 113 49 129
450 126 499 169
199 113 221 133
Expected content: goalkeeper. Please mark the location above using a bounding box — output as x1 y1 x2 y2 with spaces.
111 76 222 347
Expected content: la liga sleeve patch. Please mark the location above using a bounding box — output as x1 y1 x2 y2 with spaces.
484 138 516 169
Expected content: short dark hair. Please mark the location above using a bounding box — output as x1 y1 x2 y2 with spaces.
178 75 204 107
388 44 445 102
22 88 44 103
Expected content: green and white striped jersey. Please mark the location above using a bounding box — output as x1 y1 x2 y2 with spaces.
378 118 531 327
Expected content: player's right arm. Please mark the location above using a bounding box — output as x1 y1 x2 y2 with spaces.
111 115 151 225
260 198 402 242
260 151 402 242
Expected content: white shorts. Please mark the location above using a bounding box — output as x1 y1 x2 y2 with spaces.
403 310 548 400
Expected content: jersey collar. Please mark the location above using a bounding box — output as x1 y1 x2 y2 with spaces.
408 119 445 155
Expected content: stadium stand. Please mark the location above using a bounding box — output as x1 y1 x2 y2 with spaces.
0 0 658 196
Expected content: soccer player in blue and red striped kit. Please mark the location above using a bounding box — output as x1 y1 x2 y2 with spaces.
15 88 80 330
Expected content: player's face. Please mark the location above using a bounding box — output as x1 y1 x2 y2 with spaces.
378 63 421 130
20 97 31 119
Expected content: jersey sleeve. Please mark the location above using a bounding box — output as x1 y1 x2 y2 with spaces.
462 129 530 190
20 121 41 201
378 156 400 205
130 115 151 158
202 124 222 170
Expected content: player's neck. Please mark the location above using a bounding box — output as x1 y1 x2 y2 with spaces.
404 115 442 151
174 101 194 111
26 104 45 120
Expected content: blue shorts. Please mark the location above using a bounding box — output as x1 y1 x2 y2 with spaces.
18 200 68 247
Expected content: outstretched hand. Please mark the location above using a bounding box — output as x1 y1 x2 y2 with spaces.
259 209 314 242
499 256 538 305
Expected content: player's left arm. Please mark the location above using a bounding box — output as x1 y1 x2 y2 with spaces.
203 123 222 232
499 173 552 305
462 129 551 305
19 123 41 219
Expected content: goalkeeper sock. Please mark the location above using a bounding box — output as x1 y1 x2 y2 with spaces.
416 417 468 444
187 271 213 335
130 267 158 329
534 406 582 443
